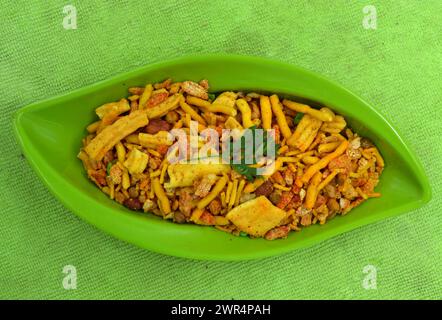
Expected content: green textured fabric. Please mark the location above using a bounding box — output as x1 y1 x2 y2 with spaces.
1 0 441 300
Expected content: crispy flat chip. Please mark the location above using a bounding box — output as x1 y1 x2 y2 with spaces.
321 115 346 133
165 163 230 188
181 81 208 99
212 91 237 108
95 99 130 119
85 110 149 161
287 114 322 151
145 94 181 119
282 99 334 122
138 131 173 148
225 116 243 130
226 196 287 237
210 91 238 116
124 148 149 175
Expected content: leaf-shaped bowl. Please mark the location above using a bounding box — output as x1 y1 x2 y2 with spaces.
13 55 431 260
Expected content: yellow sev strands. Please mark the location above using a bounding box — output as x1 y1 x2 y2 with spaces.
317 169 343 191
197 175 228 209
225 181 233 204
259 96 272 130
159 161 169 184
187 95 237 116
243 178 264 193
228 179 239 209
179 97 207 125
235 180 246 207
282 99 334 122
270 95 292 140
152 177 171 214
139 84 153 109
236 99 254 128
304 172 322 209
302 140 349 183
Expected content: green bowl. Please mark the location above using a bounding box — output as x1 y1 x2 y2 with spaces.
13 54 431 261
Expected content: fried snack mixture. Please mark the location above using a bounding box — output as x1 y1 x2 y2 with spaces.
78 79 384 240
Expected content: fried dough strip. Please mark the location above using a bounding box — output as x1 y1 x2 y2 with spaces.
85 110 149 161
152 177 171 214
259 96 272 130
95 99 130 119
282 99 333 122
197 175 228 209
179 97 207 125
145 94 181 119
236 99 254 128
301 140 349 183
270 95 292 140
304 172 322 209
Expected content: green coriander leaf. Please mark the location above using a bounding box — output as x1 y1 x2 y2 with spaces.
106 162 113 176
293 112 304 125
232 164 256 181
106 160 117 176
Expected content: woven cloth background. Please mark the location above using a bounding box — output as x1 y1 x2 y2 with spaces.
1 0 441 299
